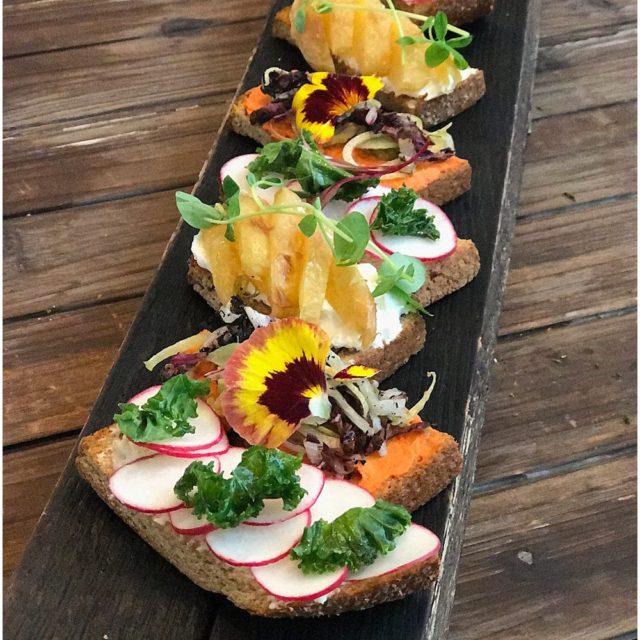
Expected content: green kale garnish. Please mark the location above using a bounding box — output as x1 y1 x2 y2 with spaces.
371 186 440 239
247 134 378 202
290 499 411 574
114 374 210 442
174 446 306 528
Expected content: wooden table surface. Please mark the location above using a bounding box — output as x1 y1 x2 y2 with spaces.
3 0 637 637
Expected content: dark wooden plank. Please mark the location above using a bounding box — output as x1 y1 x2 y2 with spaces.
4 21 263 129
3 96 230 216
3 298 140 446
4 0 269 57
500 197 637 335
519 102 637 215
3 191 178 319
450 455 637 639
533 23 636 120
3 437 76 583
479 312 637 482
540 0 636 46
4 1 540 638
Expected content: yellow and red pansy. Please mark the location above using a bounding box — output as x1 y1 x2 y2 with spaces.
333 365 379 380
292 72 384 143
221 319 331 447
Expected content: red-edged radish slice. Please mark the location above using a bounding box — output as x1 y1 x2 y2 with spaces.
309 478 375 523
219 153 258 193
322 199 349 221
128 386 223 453
252 556 348 601
169 507 215 536
206 511 310 566
371 197 458 263
142 433 230 458
244 464 325 526
216 446 246 477
348 524 440 581
346 196 381 224
109 454 220 513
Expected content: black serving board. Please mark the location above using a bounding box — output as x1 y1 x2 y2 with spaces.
4 1 540 638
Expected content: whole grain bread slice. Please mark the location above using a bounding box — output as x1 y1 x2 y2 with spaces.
76 426 441 617
187 257 427 381
229 92 472 206
272 8 486 126
395 0 495 25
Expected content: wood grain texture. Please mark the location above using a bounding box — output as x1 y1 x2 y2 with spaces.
4 97 230 216
500 196 637 334
4 22 263 129
3 437 77 581
3 191 178 318
450 455 637 639
478 312 637 482
3 299 140 446
3 1 541 638
4 0 269 57
519 102 637 215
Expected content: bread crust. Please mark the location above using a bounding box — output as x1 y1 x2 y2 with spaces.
186 257 426 381
395 0 495 25
229 92 472 206
272 9 486 125
76 426 440 617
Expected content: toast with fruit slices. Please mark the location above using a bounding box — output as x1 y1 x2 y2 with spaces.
188 257 427 381
229 86 472 206
76 426 442 617
395 0 495 25
272 6 486 126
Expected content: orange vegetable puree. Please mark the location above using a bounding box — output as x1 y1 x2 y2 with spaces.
352 428 450 495
243 86 462 194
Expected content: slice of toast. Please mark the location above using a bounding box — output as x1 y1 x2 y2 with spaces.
229 90 473 206
187 257 427 381
395 0 495 25
272 8 486 126
77 426 442 617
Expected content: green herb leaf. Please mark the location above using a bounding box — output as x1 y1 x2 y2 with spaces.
433 11 448 41
450 48 469 70
333 212 370 266
383 253 426 294
114 374 210 443
294 0 307 32
290 499 411 574
221 176 241 241
174 446 306 528
396 35 418 46
448 34 473 49
298 213 318 237
425 41 450 67
371 187 440 239
176 191 225 229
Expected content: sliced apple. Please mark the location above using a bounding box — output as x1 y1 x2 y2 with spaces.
252 555 348 601
206 511 311 566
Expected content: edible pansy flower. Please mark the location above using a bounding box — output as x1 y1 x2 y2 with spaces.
221 319 332 448
292 72 385 143
332 365 379 380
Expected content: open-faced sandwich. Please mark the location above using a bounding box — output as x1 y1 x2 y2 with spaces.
77 318 461 616
178 141 480 380
231 69 472 206
272 2 486 125
393 0 494 25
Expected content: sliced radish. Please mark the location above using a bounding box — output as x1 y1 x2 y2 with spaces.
252 556 348 601
309 478 375 523
206 511 310 566
245 464 325 525
109 454 220 513
142 433 230 458
348 524 440 581
346 196 381 224
216 446 246 477
128 386 223 453
371 197 458 262
169 507 215 536
219 153 258 193
322 199 350 221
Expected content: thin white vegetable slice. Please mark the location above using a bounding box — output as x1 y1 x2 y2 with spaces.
206 511 310 566
169 507 215 536
109 454 220 513
141 433 230 458
251 556 348 601
309 478 375 523
348 523 440 581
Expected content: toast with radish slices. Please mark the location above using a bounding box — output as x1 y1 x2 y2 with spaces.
77 427 441 617
272 3 486 126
